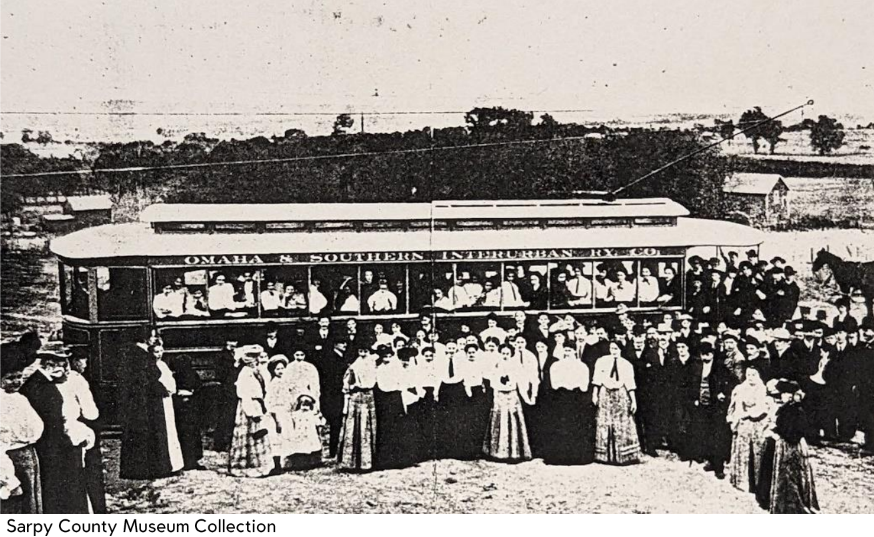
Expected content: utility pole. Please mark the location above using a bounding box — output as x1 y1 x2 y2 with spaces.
360 112 365 134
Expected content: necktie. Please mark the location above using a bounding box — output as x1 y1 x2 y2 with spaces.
610 358 620 381
511 284 518 302
575 279 582 295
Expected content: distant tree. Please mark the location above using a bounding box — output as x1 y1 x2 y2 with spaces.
714 119 735 142
785 118 816 132
760 119 784 154
283 128 307 140
36 131 54 145
465 106 533 131
809 115 846 155
21 128 33 143
737 107 771 154
539 113 558 127
332 114 354 136
156 127 165 136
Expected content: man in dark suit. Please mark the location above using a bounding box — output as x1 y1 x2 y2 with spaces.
258 322 289 358
624 325 660 455
828 324 859 441
312 339 352 457
684 344 733 479
306 316 335 354
643 324 678 454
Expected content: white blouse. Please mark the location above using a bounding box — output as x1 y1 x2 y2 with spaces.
549 359 591 391
0 391 44 451
592 355 636 391
236 367 267 418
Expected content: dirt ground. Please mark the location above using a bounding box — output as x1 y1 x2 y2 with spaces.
101 439 873 514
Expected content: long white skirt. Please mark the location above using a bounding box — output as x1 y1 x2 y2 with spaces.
162 396 185 472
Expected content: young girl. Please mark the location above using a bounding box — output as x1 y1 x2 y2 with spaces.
286 395 325 470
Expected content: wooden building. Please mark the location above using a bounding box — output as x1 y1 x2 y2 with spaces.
723 173 790 226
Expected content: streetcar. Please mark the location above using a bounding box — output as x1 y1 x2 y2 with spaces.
50 198 763 419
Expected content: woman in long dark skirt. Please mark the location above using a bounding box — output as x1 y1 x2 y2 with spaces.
768 383 819 514
374 345 407 470
438 343 490 460
527 339 551 457
170 354 205 470
412 346 441 461
394 347 424 467
542 347 595 465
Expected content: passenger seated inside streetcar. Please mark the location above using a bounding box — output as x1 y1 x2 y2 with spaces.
447 276 472 310
184 288 209 317
523 273 548 310
500 270 525 309
657 264 681 306
609 266 637 305
367 279 398 313
208 273 246 317
637 265 660 306
566 265 593 306
432 288 454 311
153 283 184 319
260 281 283 316
593 263 614 307
281 282 307 314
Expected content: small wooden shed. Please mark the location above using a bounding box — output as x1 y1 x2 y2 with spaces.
64 195 113 227
723 173 790 226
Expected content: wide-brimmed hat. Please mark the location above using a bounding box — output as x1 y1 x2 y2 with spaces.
36 340 72 363
771 328 793 341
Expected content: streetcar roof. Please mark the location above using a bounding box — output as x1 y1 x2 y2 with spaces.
51 217 764 262
140 198 689 225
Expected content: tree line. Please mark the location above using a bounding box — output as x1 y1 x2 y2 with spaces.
3 107 731 217
711 108 848 156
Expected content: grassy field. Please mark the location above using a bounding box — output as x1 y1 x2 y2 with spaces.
723 129 874 165
783 176 874 223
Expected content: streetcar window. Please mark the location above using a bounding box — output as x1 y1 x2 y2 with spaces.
595 260 637 308
60 263 73 316
261 267 308 318
446 263 501 312
503 263 549 311
206 269 260 319
551 261 595 310
310 265 359 316
62 265 91 320
654 260 682 307
408 264 436 313
96 267 148 321
359 265 405 315
153 269 209 320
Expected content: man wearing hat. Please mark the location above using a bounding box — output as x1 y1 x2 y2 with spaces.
828 322 859 442
720 330 745 383
745 249 759 265
769 327 806 381
686 256 706 287
20 344 91 513
684 343 732 479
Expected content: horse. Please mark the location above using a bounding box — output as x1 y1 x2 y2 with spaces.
811 248 874 318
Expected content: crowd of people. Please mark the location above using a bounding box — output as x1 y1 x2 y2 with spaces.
3 253 873 515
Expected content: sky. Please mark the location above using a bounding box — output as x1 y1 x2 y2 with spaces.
2 0 873 137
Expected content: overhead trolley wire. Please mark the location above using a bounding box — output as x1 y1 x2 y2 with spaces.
607 99 814 199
